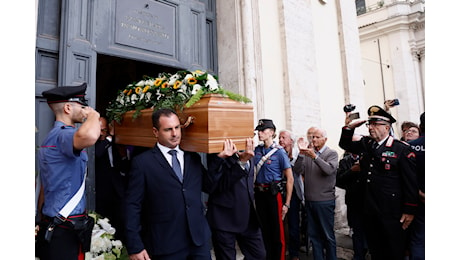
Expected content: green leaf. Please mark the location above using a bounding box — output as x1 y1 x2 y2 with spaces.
185 89 205 108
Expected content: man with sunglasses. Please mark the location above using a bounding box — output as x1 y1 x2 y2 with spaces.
339 105 418 260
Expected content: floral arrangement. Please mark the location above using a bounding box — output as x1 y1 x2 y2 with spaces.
86 212 128 260
106 69 251 123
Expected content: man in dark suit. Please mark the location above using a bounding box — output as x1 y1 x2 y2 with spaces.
123 108 233 260
206 138 266 260
95 116 130 241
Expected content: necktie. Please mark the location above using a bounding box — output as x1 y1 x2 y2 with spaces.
168 150 183 182
372 141 379 150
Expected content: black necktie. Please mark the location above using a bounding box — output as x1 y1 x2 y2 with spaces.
168 150 183 182
372 141 379 150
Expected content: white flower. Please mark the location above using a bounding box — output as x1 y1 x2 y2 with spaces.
180 84 187 93
156 90 164 101
88 214 126 260
184 74 193 81
192 84 202 94
205 75 219 91
130 94 138 105
98 218 116 235
116 95 124 105
144 79 154 86
91 236 109 253
103 236 113 250
112 240 123 249
168 74 180 85
136 80 145 87
145 92 152 101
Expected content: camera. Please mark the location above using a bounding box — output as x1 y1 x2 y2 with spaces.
343 104 356 112
349 112 360 120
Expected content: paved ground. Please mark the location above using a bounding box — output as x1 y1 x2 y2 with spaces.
297 232 355 260
211 231 361 260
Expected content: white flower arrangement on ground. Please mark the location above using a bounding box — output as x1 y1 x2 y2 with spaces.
85 212 126 260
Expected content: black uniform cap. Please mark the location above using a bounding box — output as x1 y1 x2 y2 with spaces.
367 105 396 124
42 83 88 106
255 119 276 131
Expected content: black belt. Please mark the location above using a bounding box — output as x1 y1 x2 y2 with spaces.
254 185 270 192
43 214 88 229
254 182 277 192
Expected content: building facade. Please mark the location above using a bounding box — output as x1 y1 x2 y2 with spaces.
35 0 424 236
357 0 425 137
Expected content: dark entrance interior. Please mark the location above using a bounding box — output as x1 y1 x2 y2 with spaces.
92 54 181 216
95 54 180 116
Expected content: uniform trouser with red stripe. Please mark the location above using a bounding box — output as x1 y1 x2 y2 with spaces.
35 222 84 260
254 190 285 260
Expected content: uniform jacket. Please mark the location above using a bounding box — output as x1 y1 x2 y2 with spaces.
409 136 425 193
339 127 418 216
123 145 215 256
206 154 261 233
293 146 338 202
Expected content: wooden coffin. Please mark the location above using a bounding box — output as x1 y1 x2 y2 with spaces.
113 94 255 153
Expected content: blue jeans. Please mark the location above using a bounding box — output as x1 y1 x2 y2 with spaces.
306 200 337 260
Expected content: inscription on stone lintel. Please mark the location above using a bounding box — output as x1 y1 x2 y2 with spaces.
115 0 176 56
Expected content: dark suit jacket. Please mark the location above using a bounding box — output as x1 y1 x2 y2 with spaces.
95 139 128 200
206 154 260 233
123 145 215 256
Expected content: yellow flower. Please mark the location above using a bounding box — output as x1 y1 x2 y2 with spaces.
173 80 182 89
154 78 163 87
135 87 143 94
187 78 197 85
161 82 168 89
143 86 150 93
127 89 133 96
123 89 128 94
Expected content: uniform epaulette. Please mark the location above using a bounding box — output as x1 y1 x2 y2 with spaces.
400 140 410 146
393 138 410 146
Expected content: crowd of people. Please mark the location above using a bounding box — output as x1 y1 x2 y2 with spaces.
35 83 425 260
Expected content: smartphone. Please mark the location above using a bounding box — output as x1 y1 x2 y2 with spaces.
349 112 360 120
392 99 400 106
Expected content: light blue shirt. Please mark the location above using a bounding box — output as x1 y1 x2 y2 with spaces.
254 143 291 184
39 121 88 217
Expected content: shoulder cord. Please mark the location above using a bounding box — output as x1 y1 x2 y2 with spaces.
254 143 279 183
57 170 87 219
